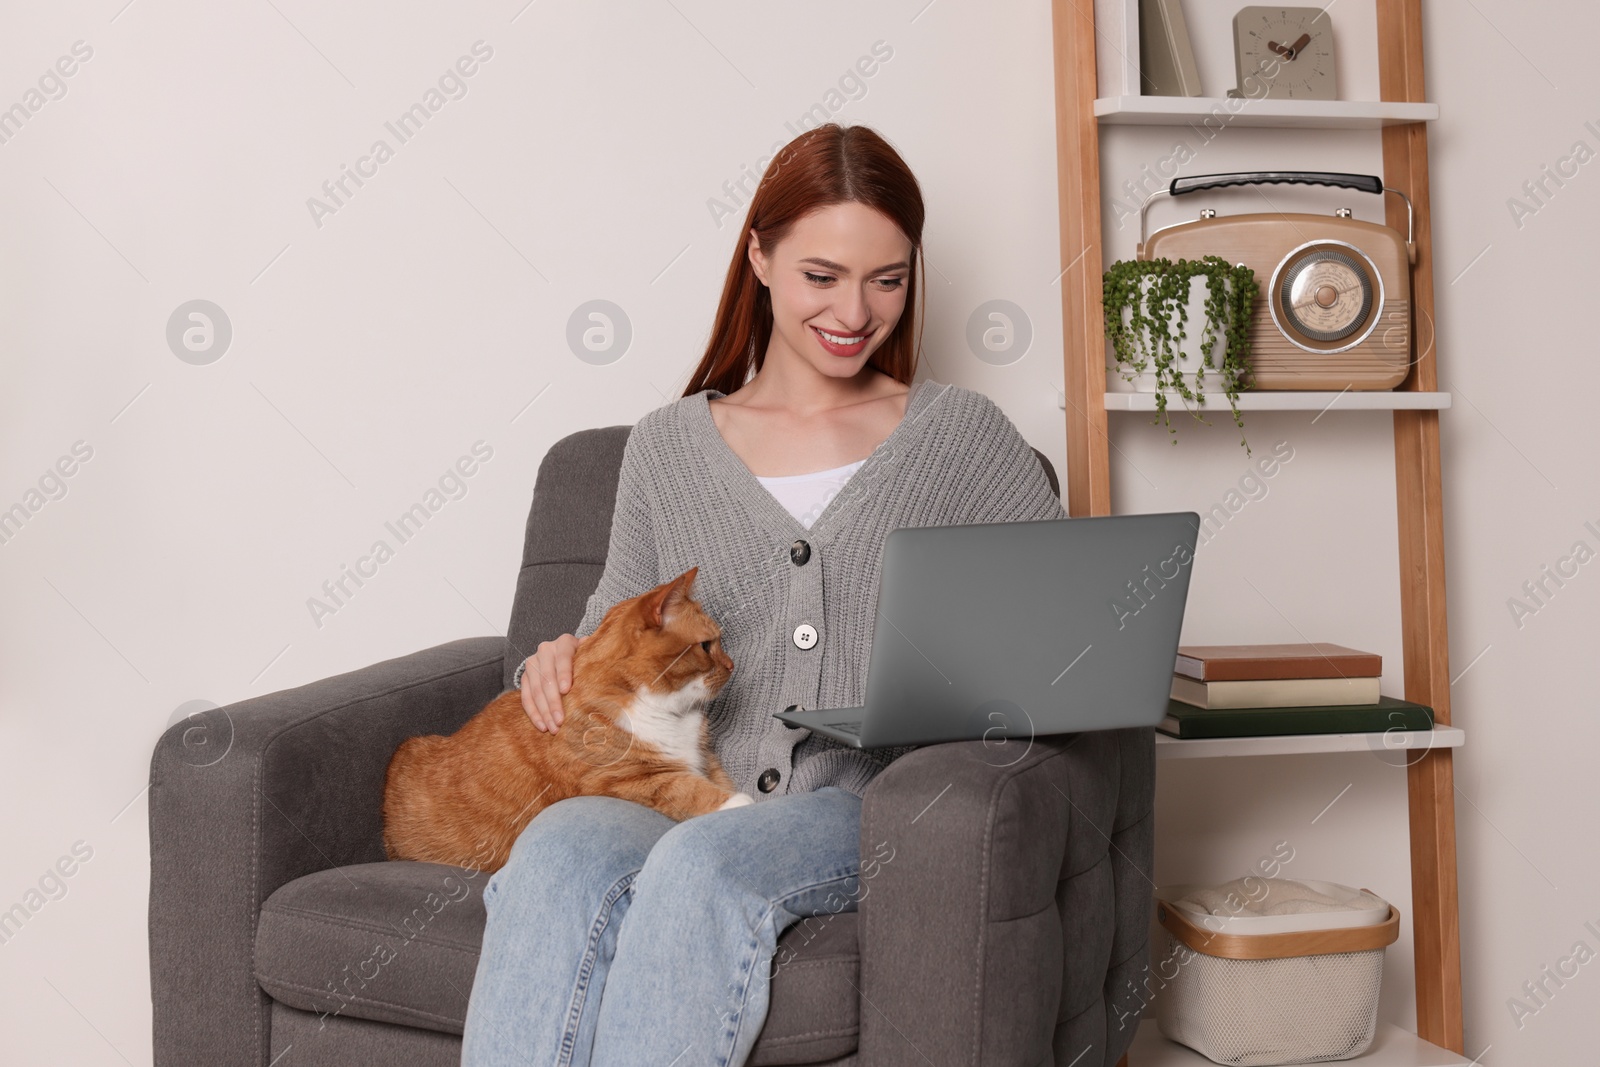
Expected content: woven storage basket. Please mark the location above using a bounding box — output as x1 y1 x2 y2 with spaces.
1152 887 1400 1065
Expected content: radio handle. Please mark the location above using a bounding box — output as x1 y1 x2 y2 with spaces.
1137 172 1414 261
1170 171 1383 197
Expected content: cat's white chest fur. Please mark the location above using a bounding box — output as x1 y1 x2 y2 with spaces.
623 679 711 775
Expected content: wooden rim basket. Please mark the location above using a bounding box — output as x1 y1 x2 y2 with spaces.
1157 895 1401 960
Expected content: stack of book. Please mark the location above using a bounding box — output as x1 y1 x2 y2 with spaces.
1159 642 1435 740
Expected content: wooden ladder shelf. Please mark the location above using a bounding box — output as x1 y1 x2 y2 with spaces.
1049 0 1465 1059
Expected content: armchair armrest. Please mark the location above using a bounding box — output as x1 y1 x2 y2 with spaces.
855 727 1156 1067
148 635 505 1067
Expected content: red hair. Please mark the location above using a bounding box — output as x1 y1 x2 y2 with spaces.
682 124 927 398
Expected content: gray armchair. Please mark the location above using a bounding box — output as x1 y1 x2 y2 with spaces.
148 425 1156 1066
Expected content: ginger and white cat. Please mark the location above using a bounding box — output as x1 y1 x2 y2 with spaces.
382 567 750 872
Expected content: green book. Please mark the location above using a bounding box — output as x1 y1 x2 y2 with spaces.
1158 694 1435 740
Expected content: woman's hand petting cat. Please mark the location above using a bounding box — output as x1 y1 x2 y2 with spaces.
520 634 584 732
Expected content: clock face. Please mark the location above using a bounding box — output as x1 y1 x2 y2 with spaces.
1234 6 1337 100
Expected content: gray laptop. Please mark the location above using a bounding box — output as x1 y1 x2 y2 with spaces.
773 512 1199 748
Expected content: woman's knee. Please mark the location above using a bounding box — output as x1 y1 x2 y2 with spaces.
508 795 666 856
632 815 755 903
640 789 861 880
492 796 673 899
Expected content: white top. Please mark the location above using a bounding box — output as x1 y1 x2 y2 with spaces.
754 458 867 529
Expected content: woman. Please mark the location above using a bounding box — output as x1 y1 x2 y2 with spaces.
461 123 1064 1066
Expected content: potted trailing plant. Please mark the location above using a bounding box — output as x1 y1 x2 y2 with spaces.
1102 255 1259 452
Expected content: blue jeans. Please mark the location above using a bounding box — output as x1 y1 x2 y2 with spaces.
460 786 864 1067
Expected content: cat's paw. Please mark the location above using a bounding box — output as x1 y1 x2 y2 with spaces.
718 792 754 810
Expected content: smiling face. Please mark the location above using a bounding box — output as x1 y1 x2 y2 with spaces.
747 200 913 380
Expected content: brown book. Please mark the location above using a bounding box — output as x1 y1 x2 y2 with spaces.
1174 643 1381 682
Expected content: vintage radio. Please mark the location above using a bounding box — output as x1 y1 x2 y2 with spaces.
1137 171 1417 390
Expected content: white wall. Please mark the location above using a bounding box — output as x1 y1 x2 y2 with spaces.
0 1 1592 1063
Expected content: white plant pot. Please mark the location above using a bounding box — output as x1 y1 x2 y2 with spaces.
1111 274 1231 393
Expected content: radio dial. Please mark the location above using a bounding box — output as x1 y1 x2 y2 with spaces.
1276 247 1375 344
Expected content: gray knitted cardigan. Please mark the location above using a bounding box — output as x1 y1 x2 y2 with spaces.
572 378 1067 801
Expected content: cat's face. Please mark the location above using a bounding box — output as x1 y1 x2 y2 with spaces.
598 567 734 711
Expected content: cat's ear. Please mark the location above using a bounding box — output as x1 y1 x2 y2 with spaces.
642 567 699 629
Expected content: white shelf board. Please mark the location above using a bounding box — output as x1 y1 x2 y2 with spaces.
1089 391 1452 412
1095 95 1439 129
1130 1020 1473 1065
1156 726 1463 760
